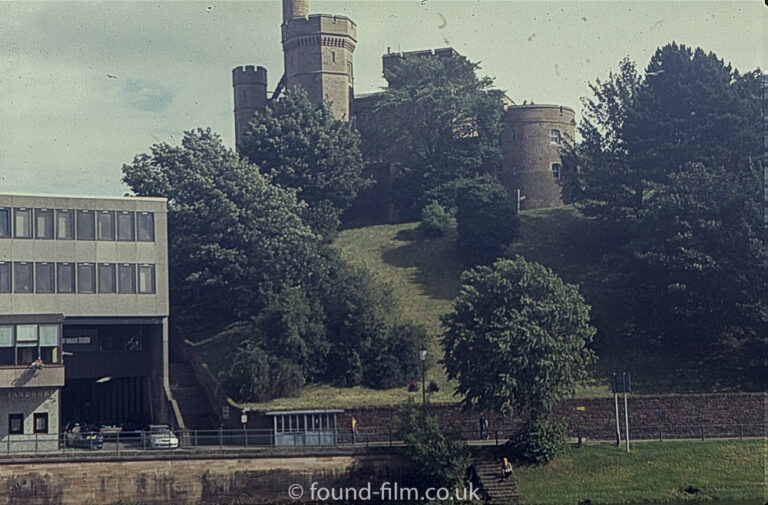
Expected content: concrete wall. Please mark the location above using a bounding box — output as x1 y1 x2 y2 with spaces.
0 194 169 318
0 449 407 505
0 388 60 453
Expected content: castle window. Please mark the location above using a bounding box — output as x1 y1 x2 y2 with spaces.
550 129 561 144
552 163 562 180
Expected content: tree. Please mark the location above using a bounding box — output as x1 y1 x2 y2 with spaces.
239 90 367 239
360 52 505 219
561 43 766 353
442 257 596 420
122 128 323 325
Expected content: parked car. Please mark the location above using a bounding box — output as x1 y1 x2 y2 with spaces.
146 424 179 449
64 423 103 449
99 425 123 438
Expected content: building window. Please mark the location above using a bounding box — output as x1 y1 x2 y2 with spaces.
56 210 74 240
9 414 23 435
57 263 75 293
14 262 33 293
34 413 49 434
77 263 96 293
35 262 55 293
77 210 95 240
0 262 10 293
117 212 135 241
14 208 32 238
138 264 156 294
0 326 13 366
97 211 115 240
98 263 116 293
118 264 136 293
137 212 154 241
552 163 562 180
35 209 54 239
550 129 561 144
39 325 60 364
16 324 37 365
0 207 10 238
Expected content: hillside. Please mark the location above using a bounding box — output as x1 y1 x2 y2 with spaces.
192 205 756 409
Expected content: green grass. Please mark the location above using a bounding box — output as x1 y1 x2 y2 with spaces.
193 205 757 409
514 439 766 505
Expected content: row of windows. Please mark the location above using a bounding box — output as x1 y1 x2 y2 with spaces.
0 208 155 242
0 323 60 366
0 262 156 294
8 413 48 434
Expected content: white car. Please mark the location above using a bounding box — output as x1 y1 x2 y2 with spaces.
147 424 179 449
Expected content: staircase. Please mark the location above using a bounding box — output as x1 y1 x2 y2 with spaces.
170 362 217 430
472 457 519 505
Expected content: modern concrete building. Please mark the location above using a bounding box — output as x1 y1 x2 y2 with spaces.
0 193 176 452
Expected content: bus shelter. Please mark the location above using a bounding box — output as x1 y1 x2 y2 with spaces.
266 409 343 446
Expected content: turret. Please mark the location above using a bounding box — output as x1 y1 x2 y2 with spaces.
501 104 576 209
283 0 309 24
232 65 268 152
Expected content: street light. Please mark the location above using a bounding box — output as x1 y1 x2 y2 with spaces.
419 345 427 408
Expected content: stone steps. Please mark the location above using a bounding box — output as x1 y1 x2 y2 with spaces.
473 458 518 505
170 362 217 430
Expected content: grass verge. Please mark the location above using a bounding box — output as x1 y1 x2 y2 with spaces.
514 439 766 505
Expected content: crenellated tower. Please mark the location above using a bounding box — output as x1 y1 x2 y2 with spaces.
281 0 356 120
232 65 267 151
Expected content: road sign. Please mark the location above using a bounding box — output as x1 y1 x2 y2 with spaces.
612 372 631 393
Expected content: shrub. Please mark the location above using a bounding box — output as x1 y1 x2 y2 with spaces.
398 403 472 488
269 358 305 398
221 343 271 403
418 200 455 238
508 419 566 464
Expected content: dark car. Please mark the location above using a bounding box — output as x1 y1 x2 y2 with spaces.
64 423 103 449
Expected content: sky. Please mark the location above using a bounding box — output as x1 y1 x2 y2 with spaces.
1 0 765 197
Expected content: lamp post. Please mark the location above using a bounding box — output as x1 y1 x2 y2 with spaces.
419 345 427 408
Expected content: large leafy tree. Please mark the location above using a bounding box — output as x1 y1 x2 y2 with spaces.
239 90 366 239
442 257 596 420
122 128 322 324
360 52 505 219
561 43 766 356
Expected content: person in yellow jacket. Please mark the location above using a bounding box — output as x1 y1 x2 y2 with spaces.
350 417 358 444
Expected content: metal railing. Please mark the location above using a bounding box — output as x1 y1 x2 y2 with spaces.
2 423 765 456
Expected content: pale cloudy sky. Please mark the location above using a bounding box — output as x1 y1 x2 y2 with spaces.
0 1 765 197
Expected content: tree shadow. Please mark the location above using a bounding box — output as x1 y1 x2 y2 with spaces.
381 228 464 301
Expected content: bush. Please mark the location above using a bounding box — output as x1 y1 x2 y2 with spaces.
398 404 472 488
508 419 566 464
220 343 271 403
269 358 305 398
418 200 455 238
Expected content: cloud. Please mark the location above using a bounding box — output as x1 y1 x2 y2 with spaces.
122 79 173 112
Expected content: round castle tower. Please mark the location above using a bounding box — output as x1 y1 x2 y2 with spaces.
501 105 575 209
232 65 267 151
281 0 356 120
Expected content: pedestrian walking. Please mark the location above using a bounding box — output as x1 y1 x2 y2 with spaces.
479 415 488 440
350 416 358 444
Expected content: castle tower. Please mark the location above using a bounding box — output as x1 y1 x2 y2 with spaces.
281 0 357 120
501 105 576 209
232 65 268 151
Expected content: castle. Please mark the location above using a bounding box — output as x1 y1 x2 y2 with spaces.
232 0 575 217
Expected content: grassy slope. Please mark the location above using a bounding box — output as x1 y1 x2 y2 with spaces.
515 439 766 505
193 205 755 409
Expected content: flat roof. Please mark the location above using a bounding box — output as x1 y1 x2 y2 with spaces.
265 410 344 416
0 191 167 202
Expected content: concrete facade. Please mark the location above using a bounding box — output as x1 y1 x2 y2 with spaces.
0 193 175 453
